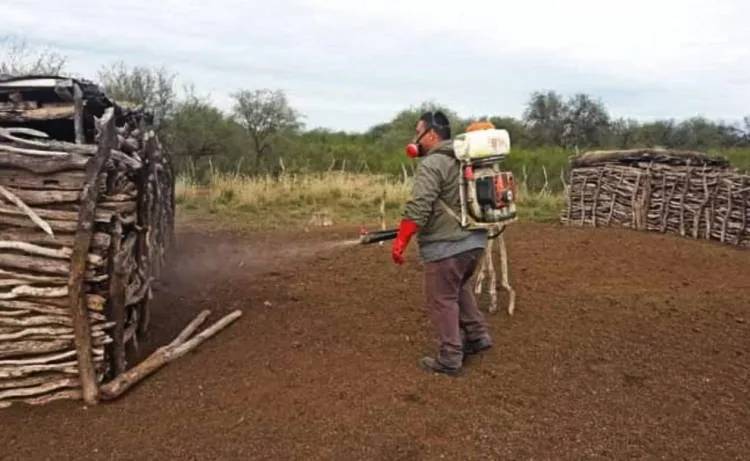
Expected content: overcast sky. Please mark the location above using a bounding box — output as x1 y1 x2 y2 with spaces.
3 0 749 131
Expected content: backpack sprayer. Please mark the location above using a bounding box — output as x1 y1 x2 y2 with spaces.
449 127 517 228
360 128 517 244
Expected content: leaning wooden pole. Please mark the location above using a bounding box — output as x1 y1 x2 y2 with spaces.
100 310 242 400
67 107 116 405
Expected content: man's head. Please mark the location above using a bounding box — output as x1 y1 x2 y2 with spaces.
406 110 451 158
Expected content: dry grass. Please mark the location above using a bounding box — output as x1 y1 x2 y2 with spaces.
177 171 411 229
176 170 564 230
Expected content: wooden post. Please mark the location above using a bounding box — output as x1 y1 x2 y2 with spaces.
106 217 127 377
721 182 733 243
164 151 177 250
679 163 692 236
739 177 748 245
630 171 641 229
592 169 603 227
73 84 85 144
637 166 652 231
607 170 625 226
67 107 115 405
566 170 575 223
147 133 161 279
661 180 677 233
380 189 386 231
693 167 709 239
707 179 716 240
138 133 158 336
579 176 588 226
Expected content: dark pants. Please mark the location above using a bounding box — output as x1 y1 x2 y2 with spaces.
423 248 491 368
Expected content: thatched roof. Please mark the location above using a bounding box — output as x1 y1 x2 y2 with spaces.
571 148 730 168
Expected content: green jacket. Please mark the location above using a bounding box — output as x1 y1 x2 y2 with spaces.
403 140 474 244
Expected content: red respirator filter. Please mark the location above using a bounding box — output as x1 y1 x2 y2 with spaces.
405 144 420 158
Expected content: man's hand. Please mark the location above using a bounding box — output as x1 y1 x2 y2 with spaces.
391 218 419 265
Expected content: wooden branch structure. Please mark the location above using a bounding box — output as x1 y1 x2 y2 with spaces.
562 149 750 247
0 75 176 408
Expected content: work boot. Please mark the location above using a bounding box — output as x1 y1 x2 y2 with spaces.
418 357 461 377
463 336 493 356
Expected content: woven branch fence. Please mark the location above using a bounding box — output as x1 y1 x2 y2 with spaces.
562 149 750 247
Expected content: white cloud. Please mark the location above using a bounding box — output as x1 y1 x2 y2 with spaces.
2 0 748 130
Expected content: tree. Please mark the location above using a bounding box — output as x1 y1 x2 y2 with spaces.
0 36 67 76
716 122 745 148
98 62 176 128
561 94 610 149
636 120 676 148
163 92 247 176
365 122 390 140
523 91 566 146
609 118 641 149
231 89 302 172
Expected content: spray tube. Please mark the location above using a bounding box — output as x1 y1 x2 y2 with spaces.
359 228 398 245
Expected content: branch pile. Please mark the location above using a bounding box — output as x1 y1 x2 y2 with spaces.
0 109 175 408
562 149 750 246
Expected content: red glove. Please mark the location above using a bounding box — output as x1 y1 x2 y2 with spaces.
391 218 419 265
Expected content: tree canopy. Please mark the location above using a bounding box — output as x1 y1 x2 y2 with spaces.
0 37 67 76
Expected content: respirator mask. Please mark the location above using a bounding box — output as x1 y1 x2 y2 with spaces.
405 129 430 159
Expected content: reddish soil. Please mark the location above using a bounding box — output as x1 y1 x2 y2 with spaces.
1 222 748 460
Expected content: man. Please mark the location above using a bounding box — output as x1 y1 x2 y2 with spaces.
392 111 493 376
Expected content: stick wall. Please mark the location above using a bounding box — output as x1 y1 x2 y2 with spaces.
0 108 174 408
563 161 750 247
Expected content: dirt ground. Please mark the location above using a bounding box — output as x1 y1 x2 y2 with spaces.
1 222 748 460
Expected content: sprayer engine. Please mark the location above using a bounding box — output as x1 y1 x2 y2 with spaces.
464 163 517 224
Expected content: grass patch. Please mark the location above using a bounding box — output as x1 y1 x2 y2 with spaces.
717 148 750 173
176 170 565 230
516 191 566 222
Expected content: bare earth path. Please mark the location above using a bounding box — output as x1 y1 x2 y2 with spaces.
1 222 748 460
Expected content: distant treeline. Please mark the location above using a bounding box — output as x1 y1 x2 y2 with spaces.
2 38 748 179
167 90 750 181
